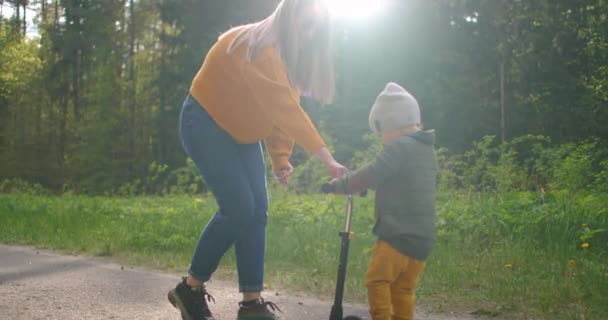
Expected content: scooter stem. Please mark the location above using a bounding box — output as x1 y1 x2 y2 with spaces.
329 195 355 320
344 195 354 233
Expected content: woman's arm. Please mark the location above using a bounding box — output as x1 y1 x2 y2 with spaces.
244 49 347 178
314 146 348 178
265 126 294 170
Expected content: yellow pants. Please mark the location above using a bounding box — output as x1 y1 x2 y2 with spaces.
365 241 426 320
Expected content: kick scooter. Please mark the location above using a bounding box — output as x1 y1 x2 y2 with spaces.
321 183 365 320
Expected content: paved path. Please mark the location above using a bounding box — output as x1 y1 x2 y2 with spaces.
0 245 478 320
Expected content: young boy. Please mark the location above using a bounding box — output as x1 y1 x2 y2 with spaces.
327 82 438 320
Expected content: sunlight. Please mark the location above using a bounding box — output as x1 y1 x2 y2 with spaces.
324 0 387 20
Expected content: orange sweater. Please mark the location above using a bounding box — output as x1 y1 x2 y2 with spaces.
190 28 326 169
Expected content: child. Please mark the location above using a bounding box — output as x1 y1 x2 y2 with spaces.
327 82 438 320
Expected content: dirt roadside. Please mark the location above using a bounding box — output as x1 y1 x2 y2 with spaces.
0 245 481 320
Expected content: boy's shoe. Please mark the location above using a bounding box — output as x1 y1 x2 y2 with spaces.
168 276 215 320
236 298 282 320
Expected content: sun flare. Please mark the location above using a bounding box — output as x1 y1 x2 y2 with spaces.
324 0 387 20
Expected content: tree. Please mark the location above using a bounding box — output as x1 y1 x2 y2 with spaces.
1 0 607 193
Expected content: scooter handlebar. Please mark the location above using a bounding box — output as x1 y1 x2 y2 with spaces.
321 183 334 194
320 183 367 197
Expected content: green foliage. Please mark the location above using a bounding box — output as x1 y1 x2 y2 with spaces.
437 190 608 250
437 135 607 194
0 25 45 183
2 0 608 194
0 178 50 195
550 140 607 192
594 159 608 193
116 178 142 197
289 130 339 193
166 158 205 195
2 2 607 317
432 189 608 318
145 161 169 194
0 190 606 319
290 157 328 194
349 132 383 168
115 158 205 196
0 27 41 96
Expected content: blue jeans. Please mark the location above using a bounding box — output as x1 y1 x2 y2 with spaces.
179 95 268 293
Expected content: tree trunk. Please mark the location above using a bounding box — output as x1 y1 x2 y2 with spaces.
158 42 165 164
22 0 25 35
0 98 5 155
58 95 68 182
157 15 167 165
500 60 505 144
127 0 136 179
41 0 46 24
72 49 81 121
15 1 20 34
35 96 41 141
54 0 58 27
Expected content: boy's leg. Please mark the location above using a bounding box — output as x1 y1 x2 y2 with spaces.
365 241 402 320
390 257 426 320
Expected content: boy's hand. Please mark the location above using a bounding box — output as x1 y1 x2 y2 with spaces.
321 178 341 194
273 163 294 185
321 178 337 194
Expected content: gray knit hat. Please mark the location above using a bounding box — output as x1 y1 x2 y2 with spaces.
368 82 421 133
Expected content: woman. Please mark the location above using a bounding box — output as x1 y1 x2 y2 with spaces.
167 1 348 319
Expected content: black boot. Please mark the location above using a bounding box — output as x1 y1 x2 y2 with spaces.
168 276 215 320
236 298 282 320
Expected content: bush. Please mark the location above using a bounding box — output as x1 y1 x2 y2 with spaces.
594 159 608 193
437 135 607 194
166 158 205 195
0 178 50 195
550 140 607 192
289 157 328 194
114 158 205 196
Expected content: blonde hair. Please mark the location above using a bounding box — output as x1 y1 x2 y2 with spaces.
223 0 335 105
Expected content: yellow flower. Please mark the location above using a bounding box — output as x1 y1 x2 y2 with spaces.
504 263 513 270
568 259 575 268
581 242 590 249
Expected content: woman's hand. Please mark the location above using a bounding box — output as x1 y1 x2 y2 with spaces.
314 147 348 178
273 162 294 185
325 159 348 178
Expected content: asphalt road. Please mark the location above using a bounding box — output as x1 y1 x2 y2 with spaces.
0 245 478 320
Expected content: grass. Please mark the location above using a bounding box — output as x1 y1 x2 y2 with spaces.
0 189 606 319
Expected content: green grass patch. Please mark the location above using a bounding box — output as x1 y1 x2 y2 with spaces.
0 190 606 319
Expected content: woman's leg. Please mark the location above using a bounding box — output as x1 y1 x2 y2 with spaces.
179 95 262 284
234 142 268 295
176 96 278 320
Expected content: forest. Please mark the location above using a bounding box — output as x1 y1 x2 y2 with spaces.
1 1 607 318
1 0 606 194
